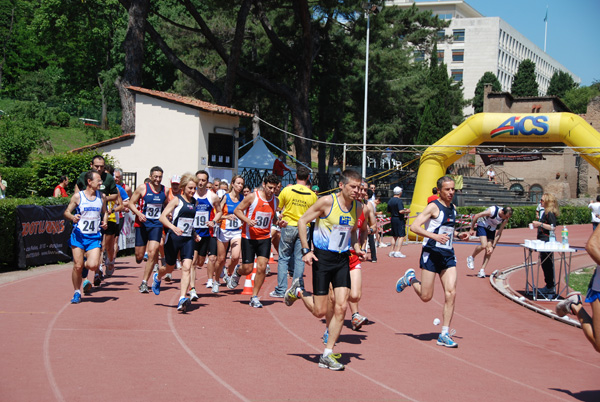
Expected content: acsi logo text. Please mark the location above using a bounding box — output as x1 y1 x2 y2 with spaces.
490 116 549 138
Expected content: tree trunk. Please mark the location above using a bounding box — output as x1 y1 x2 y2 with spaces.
116 0 149 134
97 76 109 130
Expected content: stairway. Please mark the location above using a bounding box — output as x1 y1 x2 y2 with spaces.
457 176 532 207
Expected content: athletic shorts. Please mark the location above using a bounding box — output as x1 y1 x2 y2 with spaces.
216 227 241 243
420 249 457 274
104 221 119 236
312 248 351 295
241 238 271 264
70 230 101 252
135 226 163 247
195 236 216 257
271 225 281 233
476 226 495 241
390 217 406 238
349 253 362 271
585 288 600 304
164 233 195 265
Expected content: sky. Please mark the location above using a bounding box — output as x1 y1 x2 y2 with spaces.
417 0 600 86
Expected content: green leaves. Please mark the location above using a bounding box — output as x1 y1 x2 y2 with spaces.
511 59 538 97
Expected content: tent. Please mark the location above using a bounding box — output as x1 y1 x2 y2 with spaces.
238 136 278 170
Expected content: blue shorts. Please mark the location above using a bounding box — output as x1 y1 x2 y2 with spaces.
420 249 456 274
135 225 163 247
585 288 600 304
70 229 101 251
476 226 495 240
164 233 195 265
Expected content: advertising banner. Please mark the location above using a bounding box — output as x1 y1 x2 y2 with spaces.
479 153 544 165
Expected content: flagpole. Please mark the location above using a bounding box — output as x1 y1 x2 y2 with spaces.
544 6 548 52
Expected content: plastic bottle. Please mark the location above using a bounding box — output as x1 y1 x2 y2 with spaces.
549 224 556 243
561 225 569 248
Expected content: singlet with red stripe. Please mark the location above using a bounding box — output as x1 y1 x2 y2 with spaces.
242 190 277 240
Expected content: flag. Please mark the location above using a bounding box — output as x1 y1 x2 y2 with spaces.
544 8 548 22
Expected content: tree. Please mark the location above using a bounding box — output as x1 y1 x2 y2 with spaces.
472 71 501 113
546 70 577 98
0 119 46 167
511 59 538 97
562 82 600 114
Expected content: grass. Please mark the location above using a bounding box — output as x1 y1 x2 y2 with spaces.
568 266 594 294
44 123 97 154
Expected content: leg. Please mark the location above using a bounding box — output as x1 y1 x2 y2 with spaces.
326 287 349 349
71 247 85 291
179 259 193 300
368 233 377 260
412 268 436 302
471 236 487 260
348 268 362 314
143 240 160 282
251 257 269 297
274 226 295 295
540 252 555 289
291 232 305 289
216 239 230 277
135 245 146 264
227 238 241 276
438 267 458 328
571 298 600 353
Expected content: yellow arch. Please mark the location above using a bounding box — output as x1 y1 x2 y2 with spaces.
409 113 600 238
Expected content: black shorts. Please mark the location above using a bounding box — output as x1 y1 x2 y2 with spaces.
116 218 125 237
195 236 216 257
241 238 271 264
420 248 456 274
390 217 406 238
135 226 162 247
312 248 351 296
164 233 195 265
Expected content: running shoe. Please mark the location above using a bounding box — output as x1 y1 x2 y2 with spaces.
477 269 486 278
284 278 301 306
93 272 102 287
379 243 389 248
139 282 149 293
467 256 475 270
388 252 395 257
322 328 329 345
351 313 368 331
152 273 161 295
177 297 190 313
212 282 219 294
206 279 213 289
83 279 92 294
176 260 182 269
265 264 271 275
164 273 172 282
394 252 406 258
228 269 240 289
556 292 582 317
437 333 458 348
318 353 344 371
105 263 115 277
71 291 82 304
395 269 415 293
143 252 148 261
189 288 199 301
249 296 263 308
269 291 284 298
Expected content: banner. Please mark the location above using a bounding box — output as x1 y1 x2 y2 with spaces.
117 211 136 251
479 153 544 165
16 205 72 269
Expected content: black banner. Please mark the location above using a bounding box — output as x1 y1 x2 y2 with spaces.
16 205 72 269
479 153 544 166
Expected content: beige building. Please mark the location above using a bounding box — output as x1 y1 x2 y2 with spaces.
73 87 252 188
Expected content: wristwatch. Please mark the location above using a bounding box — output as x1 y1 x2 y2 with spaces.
301 248 311 256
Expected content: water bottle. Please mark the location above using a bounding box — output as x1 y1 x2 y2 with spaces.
549 224 556 243
561 225 569 248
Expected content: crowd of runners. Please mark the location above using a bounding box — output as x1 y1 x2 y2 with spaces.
64 155 600 371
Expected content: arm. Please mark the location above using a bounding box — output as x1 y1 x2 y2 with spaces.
209 193 223 228
100 194 108 230
469 209 491 235
63 193 82 223
159 197 183 235
352 203 366 260
585 225 600 265
234 193 256 226
409 202 451 244
128 185 147 222
298 196 334 266
111 191 124 214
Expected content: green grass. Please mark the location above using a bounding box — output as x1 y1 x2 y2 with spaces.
568 266 594 294
44 123 96 154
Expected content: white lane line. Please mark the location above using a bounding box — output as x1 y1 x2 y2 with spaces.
43 302 69 402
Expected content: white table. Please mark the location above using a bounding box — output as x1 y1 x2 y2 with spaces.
521 243 577 301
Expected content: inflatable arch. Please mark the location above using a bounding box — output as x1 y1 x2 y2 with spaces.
408 113 600 238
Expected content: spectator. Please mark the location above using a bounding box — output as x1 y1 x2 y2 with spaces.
0 172 6 199
531 193 560 296
387 187 410 258
427 187 438 204
588 195 600 231
272 154 291 179
54 175 69 198
487 167 497 184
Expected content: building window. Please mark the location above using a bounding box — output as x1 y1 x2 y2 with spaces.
437 50 444 63
437 13 453 20
208 132 234 168
529 185 543 203
451 69 463 82
437 30 446 42
452 50 464 62
414 50 425 62
453 29 465 42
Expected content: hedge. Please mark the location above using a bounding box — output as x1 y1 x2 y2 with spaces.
456 205 590 229
0 167 36 198
0 197 69 266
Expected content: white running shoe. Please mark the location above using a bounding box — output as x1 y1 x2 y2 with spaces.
189 288 199 301
467 256 475 270
394 252 406 258
206 279 213 288
212 282 219 294
389 252 395 257
477 269 486 278
176 260 182 269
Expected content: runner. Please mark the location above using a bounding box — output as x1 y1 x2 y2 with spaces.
128 166 167 294
285 169 365 371
230 174 281 308
64 170 108 303
467 205 513 278
555 225 600 353
163 175 182 281
190 170 222 299
217 175 245 288
102 165 124 278
112 168 131 268
395 175 469 348
151 174 200 313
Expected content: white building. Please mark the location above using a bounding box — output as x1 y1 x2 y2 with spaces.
387 0 581 115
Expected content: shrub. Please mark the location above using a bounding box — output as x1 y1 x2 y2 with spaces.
0 119 47 167
0 167 36 198
56 111 70 127
456 205 590 228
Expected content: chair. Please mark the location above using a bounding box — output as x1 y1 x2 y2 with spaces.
367 156 377 168
380 157 391 169
391 158 402 170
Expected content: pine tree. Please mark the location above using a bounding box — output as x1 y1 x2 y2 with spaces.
472 72 502 113
511 59 538 97
546 70 577 98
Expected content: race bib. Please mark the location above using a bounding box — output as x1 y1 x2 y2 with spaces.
194 211 209 228
435 225 453 250
177 217 194 237
226 216 241 230
254 211 272 229
145 204 161 219
329 225 351 252
79 217 99 235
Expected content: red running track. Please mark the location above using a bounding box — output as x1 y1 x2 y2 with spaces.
0 225 598 401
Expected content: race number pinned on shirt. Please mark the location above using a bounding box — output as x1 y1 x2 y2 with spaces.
79 217 99 235
254 211 272 229
435 226 453 250
177 217 194 237
194 211 209 228
329 225 351 253
145 204 162 219
226 216 241 230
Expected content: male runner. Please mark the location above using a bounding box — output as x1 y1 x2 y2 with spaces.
128 166 167 293
285 169 364 370
230 174 281 308
395 175 469 348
